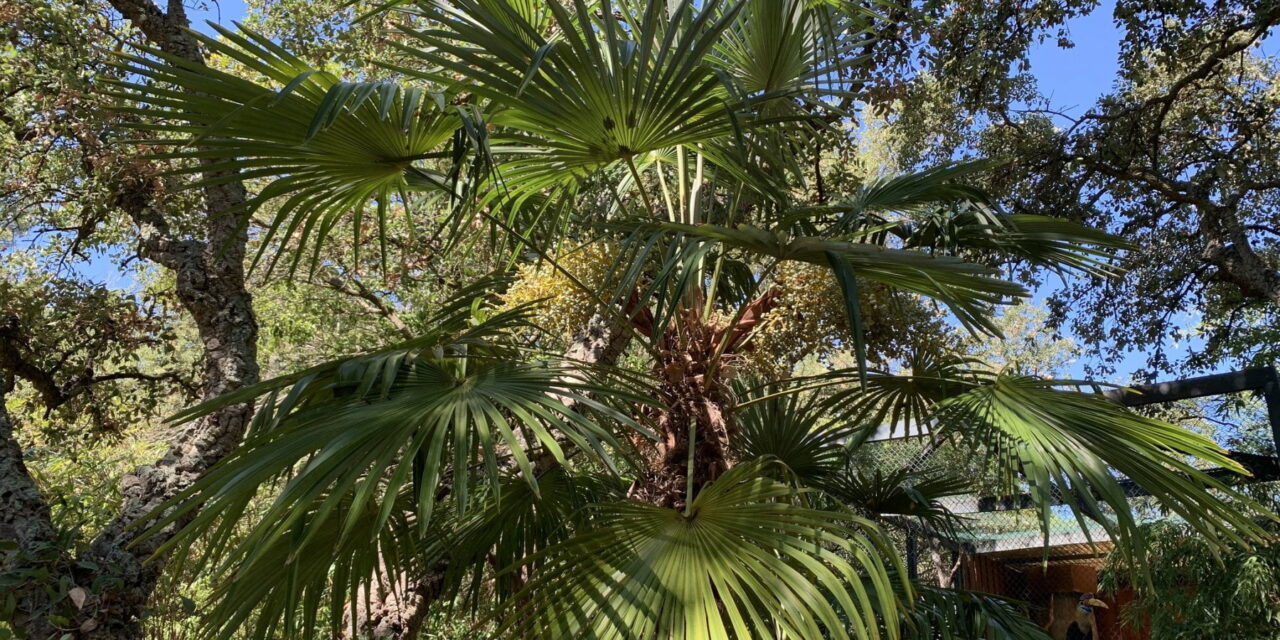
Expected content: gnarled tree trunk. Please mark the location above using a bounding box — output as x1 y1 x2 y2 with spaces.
69 180 259 637
0 378 63 636
342 560 448 640
0 2 260 638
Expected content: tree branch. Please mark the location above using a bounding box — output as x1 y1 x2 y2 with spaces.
315 270 415 340
0 316 69 409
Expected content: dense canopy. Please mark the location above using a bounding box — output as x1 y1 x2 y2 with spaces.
2 1 1278 639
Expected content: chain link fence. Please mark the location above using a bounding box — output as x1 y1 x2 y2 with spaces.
853 377 1280 639
856 431 1133 638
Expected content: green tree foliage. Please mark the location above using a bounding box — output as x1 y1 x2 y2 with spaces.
0 261 195 436
1101 501 1280 639
966 303 1080 377
860 0 1280 377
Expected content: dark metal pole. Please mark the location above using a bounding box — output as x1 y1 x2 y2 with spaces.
905 533 919 581
1263 367 1280 455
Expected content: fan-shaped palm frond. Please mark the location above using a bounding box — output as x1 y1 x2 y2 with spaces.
712 0 866 100
904 586 1052 640
109 24 470 272
733 382 855 483
166 275 518 425
836 161 999 226
827 367 1275 576
396 0 745 186
932 375 1275 568
613 221 1028 334
432 467 626 606
786 162 1128 280
905 211 1128 279
818 350 980 433
132 303 656 640
150 335 648 545
496 461 907 640
188 486 424 640
819 467 968 538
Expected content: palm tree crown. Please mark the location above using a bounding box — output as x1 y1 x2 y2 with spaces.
111 1 1275 638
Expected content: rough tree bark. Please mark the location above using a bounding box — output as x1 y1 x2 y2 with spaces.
342 562 448 640
0 378 62 635
1198 204 1280 306
341 313 632 639
1 2 260 638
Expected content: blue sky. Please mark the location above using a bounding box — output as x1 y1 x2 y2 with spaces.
1026 0 1120 118
190 0 248 30
70 0 1240 382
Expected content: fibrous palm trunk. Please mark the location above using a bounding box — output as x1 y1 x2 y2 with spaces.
630 308 740 510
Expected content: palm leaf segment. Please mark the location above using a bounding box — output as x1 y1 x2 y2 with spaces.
904 586 1052 640
138 306 652 640
109 23 465 271
733 384 855 483
827 367 1277 577
398 0 742 186
432 467 627 606
499 461 908 640
712 0 863 101
934 375 1275 564
617 220 1029 334
799 161 1130 280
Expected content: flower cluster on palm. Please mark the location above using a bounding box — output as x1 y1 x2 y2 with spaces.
112 1 1276 638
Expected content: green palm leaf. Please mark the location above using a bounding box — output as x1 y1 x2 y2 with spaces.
904 586 1051 640
932 375 1275 567
108 23 466 272
818 350 981 433
841 161 998 221
734 382 855 483
819 467 968 539
395 0 744 182
712 0 855 98
789 162 1128 280
496 461 908 640
148 348 647 545
906 211 1129 279
615 221 1028 334
829 367 1275 576
191 487 425 640
131 310 655 639
434 467 626 606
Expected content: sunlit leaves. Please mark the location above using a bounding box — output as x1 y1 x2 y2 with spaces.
396 0 744 184
932 376 1275 563
137 305 652 640
734 385 854 482
833 368 1276 579
620 220 1029 334
108 24 464 273
497 461 908 640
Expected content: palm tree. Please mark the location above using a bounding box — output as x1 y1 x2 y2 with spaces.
109 1 1275 638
